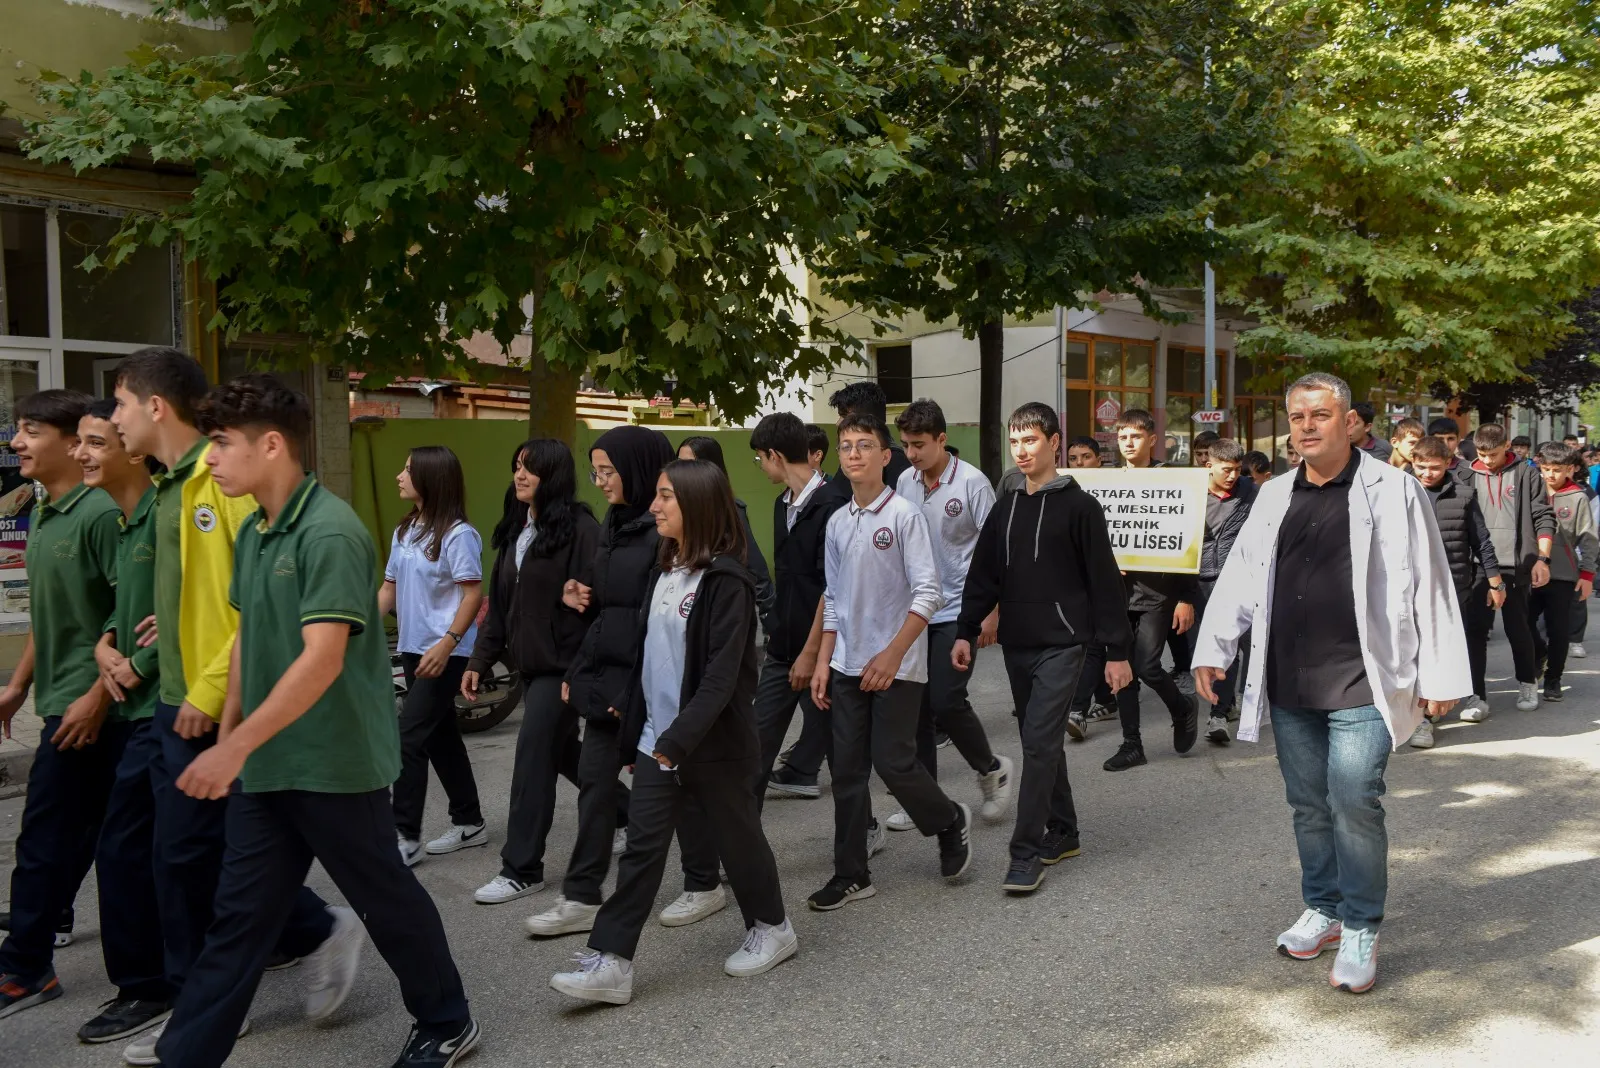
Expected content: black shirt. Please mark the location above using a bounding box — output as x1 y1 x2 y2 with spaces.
1266 448 1374 710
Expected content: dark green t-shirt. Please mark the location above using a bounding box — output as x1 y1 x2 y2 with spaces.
229 476 399 793
27 483 120 719
153 436 207 707
105 486 160 722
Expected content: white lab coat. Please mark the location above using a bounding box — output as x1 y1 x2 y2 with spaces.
1192 449 1471 749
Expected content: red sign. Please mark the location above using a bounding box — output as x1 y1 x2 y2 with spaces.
1095 397 1121 425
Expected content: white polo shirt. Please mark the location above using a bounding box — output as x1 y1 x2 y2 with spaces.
896 455 994 625
822 485 943 683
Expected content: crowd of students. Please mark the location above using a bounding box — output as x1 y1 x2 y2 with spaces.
0 349 1589 1064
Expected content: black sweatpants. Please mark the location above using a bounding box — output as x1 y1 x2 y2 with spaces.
1530 578 1576 688
1117 606 1193 745
912 622 997 780
1461 586 1491 699
752 650 831 804
1474 576 1539 684
589 758 784 961
1069 645 1114 714
155 789 470 1068
830 675 956 883
1571 591 1590 643
393 652 483 840
1002 646 1084 863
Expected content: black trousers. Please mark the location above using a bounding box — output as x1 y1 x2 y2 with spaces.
500 675 631 884
562 718 628 905
752 650 831 805
831 675 956 882
393 653 483 840
1117 606 1192 744
1473 576 1538 684
94 719 171 1001
1194 580 1246 713
1461 585 1491 699
1571 591 1590 643
589 758 784 960
152 701 332 991
912 622 997 780
1069 645 1114 713
155 789 470 1068
1002 646 1084 863
1530 578 1576 687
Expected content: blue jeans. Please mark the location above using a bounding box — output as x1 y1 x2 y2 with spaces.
1269 704 1392 931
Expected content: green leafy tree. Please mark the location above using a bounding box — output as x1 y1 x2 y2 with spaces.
1431 288 1600 424
1223 0 1600 397
815 0 1286 478
25 0 907 440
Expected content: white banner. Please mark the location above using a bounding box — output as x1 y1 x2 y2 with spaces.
1058 467 1209 574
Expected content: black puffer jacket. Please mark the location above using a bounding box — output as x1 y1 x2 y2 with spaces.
564 510 661 724
1425 476 1501 598
468 510 600 678
1198 476 1257 581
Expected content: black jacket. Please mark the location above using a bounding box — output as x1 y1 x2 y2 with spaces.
1199 477 1257 581
618 555 760 769
733 498 776 633
468 510 600 679
766 476 852 661
565 508 661 724
957 474 1133 659
1425 476 1501 598
1120 460 1200 611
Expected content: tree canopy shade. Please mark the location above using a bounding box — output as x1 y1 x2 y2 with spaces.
813 0 1290 479
1432 288 1600 425
24 0 908 437
1222 0 1600 395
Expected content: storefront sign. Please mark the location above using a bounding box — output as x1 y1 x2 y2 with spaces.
1059 466 1208 574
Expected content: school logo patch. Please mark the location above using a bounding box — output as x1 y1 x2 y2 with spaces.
273 553 297 578
872 526 895 550
51 539 78 560
193 504 218 533
132 542 155 564
944 498 964 518
678 591 697 617
1558 505 1573 520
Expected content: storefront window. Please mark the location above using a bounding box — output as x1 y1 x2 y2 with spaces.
58 211 176 346
1 206 49 339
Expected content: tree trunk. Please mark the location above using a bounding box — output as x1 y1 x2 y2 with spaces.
526 350 582 445
977 318 1005 483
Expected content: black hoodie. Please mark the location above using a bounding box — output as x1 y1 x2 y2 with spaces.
957 474 1132 659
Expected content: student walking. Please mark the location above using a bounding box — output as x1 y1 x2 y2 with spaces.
380 446 487 867
1532 441 1597 704
465 440 604 906
1194 372 1468 996
152 375 477 1068
1061 437 1118 740
549 460 795 1005
953 403 1132 893
807 412 972 911
1195 439 1258 745
675 436 775 623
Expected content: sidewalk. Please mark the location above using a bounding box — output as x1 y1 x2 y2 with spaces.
0 691 38 798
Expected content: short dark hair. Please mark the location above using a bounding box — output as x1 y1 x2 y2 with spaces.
86 397 119 422
114 347 210 426
1537 441 1580 466
1412 436 1454 463
1193 430 1220 450
945 445 959 457
837 411 890 448
1114 408 1156 434
828 381 888 422
1352 400 1376 425
749 412 809 464
1067 435 1100 453
1427 417 1461 437
805 423 829 463
1243 450 1271 473
1208 438 1245 464
1472 423 1508 449
1511 435 1532 447
16 389 94 435
1008 402 1060 441
895 398 946 437
656 459 748 571
677 435 726 473
1391 417 1425 440
200 373 311 446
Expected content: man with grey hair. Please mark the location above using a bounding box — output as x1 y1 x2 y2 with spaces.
1191 371 1469 995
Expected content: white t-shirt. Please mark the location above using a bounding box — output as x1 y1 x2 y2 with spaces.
385 521 483 656
897 455 995 624
638 566 705 761
514 510 537 570
784 470 826 532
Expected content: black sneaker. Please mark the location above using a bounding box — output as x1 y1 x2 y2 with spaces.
1040 829 1081 865
807 875 877 911
1065 709 1088 742
1088 701 1119 723
935 731 952 749
392 1018 481 1068
1543 683 1563 703
0 969 63 1021
936 802 973 881
767 764 821 799
0 909 75 948
265 949 303 971
76 998 171 1044
1103 741 1148 772
1173 697 1199 754
1002 859 1045 894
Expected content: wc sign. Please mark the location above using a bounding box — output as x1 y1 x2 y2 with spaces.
1191 409 1227 425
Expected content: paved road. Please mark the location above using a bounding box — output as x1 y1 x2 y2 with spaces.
4 622 1599 1068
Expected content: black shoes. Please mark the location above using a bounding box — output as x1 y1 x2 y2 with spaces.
1103 741 1148 772
1543 682 1563 703
937 803 973 880
767 764 821 799
1040 829 1081 865
1002 859 1045 894
392 1018 481 1068
807 875 877 911
76 998 171 1044
1174 697 1199 753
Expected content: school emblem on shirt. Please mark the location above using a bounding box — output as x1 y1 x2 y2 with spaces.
678 591 696 617
273 553 297 577
52 539 78 560
944 498 963 518
193 504 218 533
1558 505 1573 520
133 542 155 564
873 527 895 550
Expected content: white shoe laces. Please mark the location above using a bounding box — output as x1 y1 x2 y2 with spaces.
1289 908 1332 937
1339 928 1378 966
573 949 608 973
739 925 770 956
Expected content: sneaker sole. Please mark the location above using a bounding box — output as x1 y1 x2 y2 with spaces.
1002 873 1044 894
0 983 63 1020
265 956 302 971
1277 930 1342 960
525 915 598 937
724 935 798 978
1103 756 1148 772
1207 731 1230 746
55 933 74 948
807 885 877 912
766 782 821 799
474 882 542 905
886 820 915 833
658 898 729 928
78 1008 171 1044
549 975 631 1005
438 1019 482 1066
427 832 491 855
1065 719 1086 741
942 803 973 882
401 848 424 868
1331 973 1377 994
1040 845 1081 865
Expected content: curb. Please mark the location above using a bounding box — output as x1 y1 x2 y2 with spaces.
0 746 27 799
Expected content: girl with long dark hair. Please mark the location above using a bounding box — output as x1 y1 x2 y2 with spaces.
677 435 775 624
379 446 487 865
462 439 607 905
550 460 794 1005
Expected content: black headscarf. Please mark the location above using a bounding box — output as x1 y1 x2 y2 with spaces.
591 425 674 525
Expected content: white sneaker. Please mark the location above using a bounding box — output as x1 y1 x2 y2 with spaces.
885 810 916 832
1407 719 1435 749
1458 696 1491 723
1570 642 1588 659
1205 716 1231 746
525 895 600 937
124 1018 251 1066
612 828 629 856
657 886 727 928
977 754 1015 823
723 918 798 977
474 874 542 905
1329 926 1379 993
867 818 887 858
1516 682 1540 712
398 837 424 867
549 950 632 1005
426 823 489 855
1275 908 1342 960
304 906 363 1022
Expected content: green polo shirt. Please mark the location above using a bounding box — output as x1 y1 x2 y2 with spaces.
27 483 120 719
154 436 207 707
229 476 399 794
103 486 160 722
